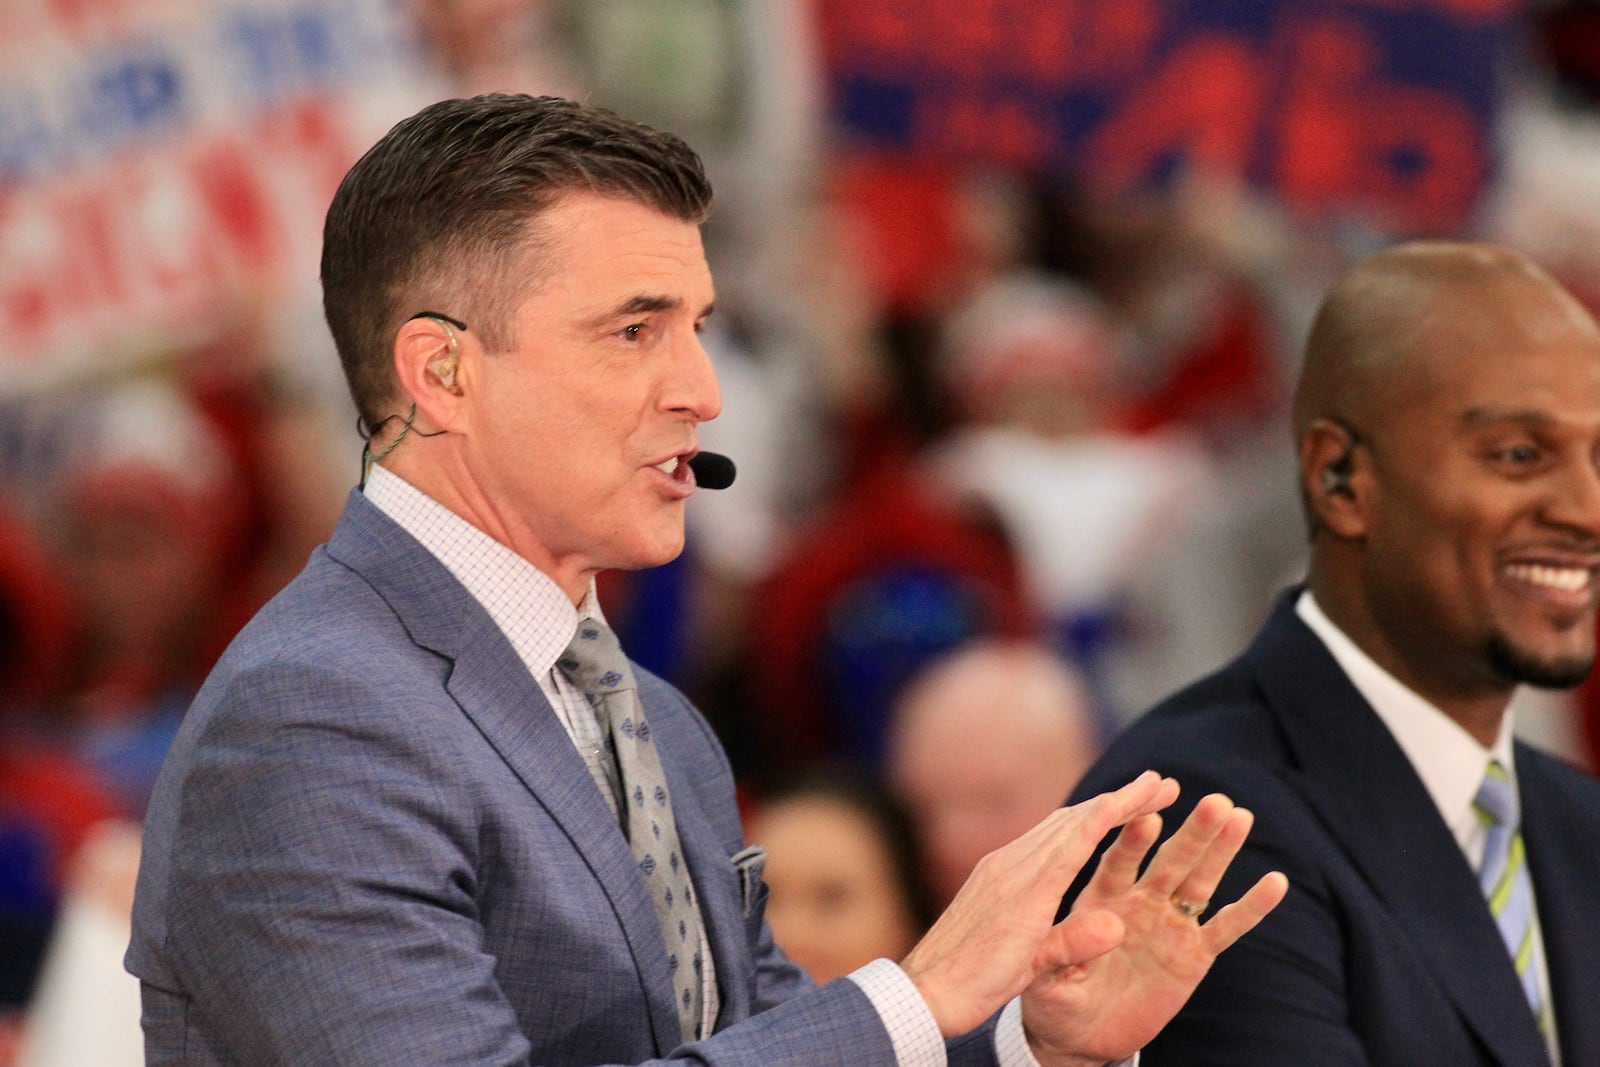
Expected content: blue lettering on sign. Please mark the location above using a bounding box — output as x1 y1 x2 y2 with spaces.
0 1 410 183
220 4 389 105
0 46 187 183
81 52 187 142
0 88 57 181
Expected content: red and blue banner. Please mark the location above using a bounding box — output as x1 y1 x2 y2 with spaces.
819 0 1520 233
0 0 443 388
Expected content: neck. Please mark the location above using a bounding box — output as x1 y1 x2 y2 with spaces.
376 455 594 606
1306 572 1513 748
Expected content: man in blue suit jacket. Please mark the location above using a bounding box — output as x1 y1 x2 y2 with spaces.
1070 241 1600 1066
127 94 1285 1066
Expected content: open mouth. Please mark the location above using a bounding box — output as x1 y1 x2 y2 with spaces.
1501 562 1599 622
650 454 693 485
1504 563 1592 595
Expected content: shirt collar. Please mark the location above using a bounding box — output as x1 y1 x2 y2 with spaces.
363 463 601 676
1296 590 1516 844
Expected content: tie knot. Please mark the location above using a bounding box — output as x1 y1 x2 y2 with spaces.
1474 760 1518 830
557 617 636 696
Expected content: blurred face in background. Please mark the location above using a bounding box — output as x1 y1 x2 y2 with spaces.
51 382 238 704
888 642 1098 907
746 793 921 984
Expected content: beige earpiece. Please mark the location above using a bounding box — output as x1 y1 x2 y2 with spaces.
424 315 462 393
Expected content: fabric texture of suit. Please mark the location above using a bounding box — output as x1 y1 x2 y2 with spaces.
128 491 1000 1066
1068 592 1600 1067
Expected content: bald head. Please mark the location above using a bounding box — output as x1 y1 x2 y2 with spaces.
886 640 1100 906
1294 241 1596 443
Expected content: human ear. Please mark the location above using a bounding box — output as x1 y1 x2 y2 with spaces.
393 314 468 433
1300 417 1370 539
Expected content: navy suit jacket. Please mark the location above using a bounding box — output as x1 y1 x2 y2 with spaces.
1069 593 1600 1067
129 492 1000 1065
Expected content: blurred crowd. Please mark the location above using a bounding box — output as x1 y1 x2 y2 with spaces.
5 0 1600 1060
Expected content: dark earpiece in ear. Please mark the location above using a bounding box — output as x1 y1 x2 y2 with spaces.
1321 446 1356 498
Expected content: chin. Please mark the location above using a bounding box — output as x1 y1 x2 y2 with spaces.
626 530 687 571
1487 636 1597 690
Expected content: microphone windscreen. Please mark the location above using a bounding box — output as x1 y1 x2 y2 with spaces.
689 451 736 490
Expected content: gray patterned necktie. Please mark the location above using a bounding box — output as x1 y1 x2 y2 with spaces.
559 617 705 1043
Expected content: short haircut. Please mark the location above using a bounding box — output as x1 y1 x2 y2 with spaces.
321 93 714 427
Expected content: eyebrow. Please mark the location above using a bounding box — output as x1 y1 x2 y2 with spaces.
601 295 717 320
1460 407 1555 429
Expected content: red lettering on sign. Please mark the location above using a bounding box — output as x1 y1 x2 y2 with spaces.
0 98 363 369
1358 88 1483 230
1273 20 1483 230
822 0 1166 90
1076 0 1162 80
193 143 281 270
926 0 1008 82
1083 39 1266 189
818 0 926 74
921 92 1051 169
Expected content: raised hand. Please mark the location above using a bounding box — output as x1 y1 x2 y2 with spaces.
898 770 1180 1038
1018 793 1289 1066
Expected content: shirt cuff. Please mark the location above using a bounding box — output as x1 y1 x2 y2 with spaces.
997 998 1139 1067
847 958 946 1066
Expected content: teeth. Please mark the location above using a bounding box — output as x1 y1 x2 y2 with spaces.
653 458 679 475
1506 563 1591 592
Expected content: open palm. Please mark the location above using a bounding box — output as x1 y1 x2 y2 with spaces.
1019 795 1289 1066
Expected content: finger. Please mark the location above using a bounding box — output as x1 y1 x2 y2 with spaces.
1084 812 1163 897
1200 871 1289 954
1169 807 1255 909
975 773 1176 909
1044 773 1176 882
1083 771 1179 840
1137 793 1234 899
1005 770 1155 847
1033 908 1126 974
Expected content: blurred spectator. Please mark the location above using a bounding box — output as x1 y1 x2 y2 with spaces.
0 345 345 1040
743 770 931 985
1035 180 1288 448
0 505 112 1056
45 378 244 782
924 271 1218 700
743 457 1036 775
16 820 143 1067
885 639 1101 909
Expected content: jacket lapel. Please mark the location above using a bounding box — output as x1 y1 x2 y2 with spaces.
1246 597 1550 1067
1519 751 1600 1067
326 493 684 1052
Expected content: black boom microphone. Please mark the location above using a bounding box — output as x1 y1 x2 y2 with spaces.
688 451 736 490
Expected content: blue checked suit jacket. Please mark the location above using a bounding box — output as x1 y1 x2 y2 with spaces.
1067 592 1600 1067
128 491 1004 1065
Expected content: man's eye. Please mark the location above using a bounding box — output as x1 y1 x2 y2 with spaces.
1495 444 1542 467
621 324 645 341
